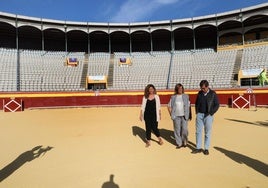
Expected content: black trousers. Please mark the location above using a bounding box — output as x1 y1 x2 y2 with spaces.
145 118 160 140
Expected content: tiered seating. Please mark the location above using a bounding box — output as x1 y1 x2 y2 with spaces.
87 52 110 76
211 50 237 88
169 49 237 89
241 45 268 70
0 48 17 91
0 44 267 92
112 51 171 90
19 50 85 91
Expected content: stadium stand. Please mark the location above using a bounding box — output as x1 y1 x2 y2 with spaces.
0 43 267 92
238 44 268 86
0 3 267 92
87 52 110 90
19 50 85 91
169 49 237 89
0 48 17 91
112 51 170 90
241 45 268 70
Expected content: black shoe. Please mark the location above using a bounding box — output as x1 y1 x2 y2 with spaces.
204 149 209 155
176 145 182 149
191 149 203 154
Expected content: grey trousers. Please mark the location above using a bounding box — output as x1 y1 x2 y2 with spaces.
173 116 188 146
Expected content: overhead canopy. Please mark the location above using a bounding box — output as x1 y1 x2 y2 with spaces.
87 75 107 90
238 68 263 86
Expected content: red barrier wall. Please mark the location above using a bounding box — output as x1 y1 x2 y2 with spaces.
0 88 267 110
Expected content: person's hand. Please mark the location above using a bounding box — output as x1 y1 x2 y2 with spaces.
139 115 143 121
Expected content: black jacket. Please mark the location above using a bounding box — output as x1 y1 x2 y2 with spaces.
195 89 219 116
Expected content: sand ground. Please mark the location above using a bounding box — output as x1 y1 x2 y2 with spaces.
0 106 267 188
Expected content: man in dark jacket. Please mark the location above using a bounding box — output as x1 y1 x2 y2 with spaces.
192 80 219 155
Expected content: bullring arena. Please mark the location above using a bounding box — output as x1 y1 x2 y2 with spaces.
0 2 268 188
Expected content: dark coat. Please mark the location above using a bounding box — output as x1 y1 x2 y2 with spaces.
195 89 219 116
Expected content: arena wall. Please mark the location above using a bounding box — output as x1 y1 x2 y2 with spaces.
1 88 267 111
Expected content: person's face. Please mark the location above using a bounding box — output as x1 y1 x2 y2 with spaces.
177 86 183 94
200 84 209 93
149 87 155 94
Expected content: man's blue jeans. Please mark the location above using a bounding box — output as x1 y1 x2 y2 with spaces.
196 113 214 150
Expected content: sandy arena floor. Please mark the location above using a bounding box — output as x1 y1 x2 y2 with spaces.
0 106 267 188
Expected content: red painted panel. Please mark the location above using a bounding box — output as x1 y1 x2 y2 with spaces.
0 89 267 110
2 98 23 112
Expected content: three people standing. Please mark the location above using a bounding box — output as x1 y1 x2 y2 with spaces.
140 80 219 155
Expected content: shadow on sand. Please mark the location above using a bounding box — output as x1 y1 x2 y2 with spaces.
0 145 53 182
101 174 119 188
214 146 268 177
132 126 196 150
132 126 147 143
159 128 196 150
225 118 268 127
132 126 159 144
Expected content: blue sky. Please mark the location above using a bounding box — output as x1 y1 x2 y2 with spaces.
0 0 267 23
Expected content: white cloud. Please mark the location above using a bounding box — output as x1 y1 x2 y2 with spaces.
155 0 179 4
110 0 180 23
